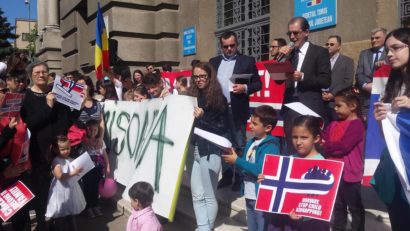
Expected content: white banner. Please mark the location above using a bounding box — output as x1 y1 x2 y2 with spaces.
103 95 196 220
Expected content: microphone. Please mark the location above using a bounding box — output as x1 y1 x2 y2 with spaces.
277 42 295 62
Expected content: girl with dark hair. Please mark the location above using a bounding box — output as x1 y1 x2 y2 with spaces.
95 77 119 101
132 69 144 87
187 62 230 231
322 88 365 231
373 27 410 230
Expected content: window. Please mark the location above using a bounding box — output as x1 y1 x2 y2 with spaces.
22 33 29 41
216 0 270 61
400 0 410 26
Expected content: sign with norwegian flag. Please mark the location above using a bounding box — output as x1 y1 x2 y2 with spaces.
0 181 35 222
255 155 343 221
52 76 85 110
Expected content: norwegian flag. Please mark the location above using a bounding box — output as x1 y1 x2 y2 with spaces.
255 155 343 221
363 65 391 185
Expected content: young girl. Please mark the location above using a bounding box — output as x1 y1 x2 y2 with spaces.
45 135 86 231
322 88 365 231
133 85 150 102
127 181 162 231
82 119 110 218
283 115 330 231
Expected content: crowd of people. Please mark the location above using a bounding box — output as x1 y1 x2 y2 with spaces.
0 15 408 231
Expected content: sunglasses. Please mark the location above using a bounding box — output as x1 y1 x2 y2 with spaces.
222 44 236 49
325 43 335 46
286 31 302 36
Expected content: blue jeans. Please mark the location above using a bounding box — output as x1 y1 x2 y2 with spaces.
191 147 221 231
246 198 266 231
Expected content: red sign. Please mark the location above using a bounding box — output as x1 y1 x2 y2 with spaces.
256 155 343 221
161 70 192 92
0 181 35 222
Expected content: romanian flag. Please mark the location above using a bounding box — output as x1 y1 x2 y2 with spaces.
307 0 322 7
95 2 110 80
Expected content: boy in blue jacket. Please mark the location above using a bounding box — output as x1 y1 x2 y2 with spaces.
223 105 280 231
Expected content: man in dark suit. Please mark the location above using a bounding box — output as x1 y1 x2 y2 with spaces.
322 35 355 121
279 16 331 154
355 27 387 120
209 31 262 190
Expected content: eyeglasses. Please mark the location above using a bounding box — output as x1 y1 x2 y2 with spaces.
286 31 302 36
270 45 280 49
325 43 336 47
222 44 236 49
32 71 48 77
386 45 408 54
192 74 208 81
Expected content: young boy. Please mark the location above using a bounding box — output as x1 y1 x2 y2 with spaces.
127 181 162 231
222 105 280 231
141 73 170 98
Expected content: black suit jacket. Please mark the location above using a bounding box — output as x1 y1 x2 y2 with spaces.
330 54 355 95
283 42 331 118
209 53 262 124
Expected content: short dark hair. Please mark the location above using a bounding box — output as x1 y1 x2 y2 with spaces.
292 115 322 137
142 72 161 86
328 35 342 44
289 17 310 31
252 105 278 131
175 76 187 87
219 31 238 44
86 119 101 138
6 70 28 84
128 181 154 208
162 63 172 72
190 59 200 68
273 38 287 47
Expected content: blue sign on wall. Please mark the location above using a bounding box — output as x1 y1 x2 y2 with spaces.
183 26 196 56
294 0 337 30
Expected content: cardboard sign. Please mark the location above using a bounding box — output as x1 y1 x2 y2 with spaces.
0 93 25 118
256 155 343 221
52 76 85 110
0 181 34 222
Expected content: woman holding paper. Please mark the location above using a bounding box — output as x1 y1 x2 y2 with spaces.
187 62 230 231
373 28 410 230
20 62 82 230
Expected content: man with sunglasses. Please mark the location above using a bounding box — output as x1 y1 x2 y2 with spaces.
279 16 331 154
355 27 388 120
322 35 355 121
209 31 262 191
270 38 287 61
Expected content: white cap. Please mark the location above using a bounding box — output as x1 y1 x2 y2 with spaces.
0 62 7 75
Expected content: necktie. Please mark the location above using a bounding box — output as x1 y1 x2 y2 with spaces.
373 50 379 68
291 48 299 70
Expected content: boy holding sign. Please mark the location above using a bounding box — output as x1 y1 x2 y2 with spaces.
222 105 280 231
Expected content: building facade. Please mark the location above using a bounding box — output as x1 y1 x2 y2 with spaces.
14 18 37 50
36 0 400 76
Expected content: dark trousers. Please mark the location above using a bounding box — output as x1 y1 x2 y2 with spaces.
82 167 102 208
386 182 410 231
332 180 365 231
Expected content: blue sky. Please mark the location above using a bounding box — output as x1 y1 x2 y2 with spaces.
0 0 37 27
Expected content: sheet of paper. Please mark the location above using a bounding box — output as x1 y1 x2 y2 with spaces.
194 127 232 149
67 152 95 186
284 102 321 118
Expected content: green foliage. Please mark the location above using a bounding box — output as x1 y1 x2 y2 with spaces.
26 24 38 57
0 8 18 60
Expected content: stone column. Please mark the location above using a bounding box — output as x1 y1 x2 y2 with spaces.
46 0 59 28
36 0 47 33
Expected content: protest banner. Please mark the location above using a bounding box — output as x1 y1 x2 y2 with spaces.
363 65 391 185
256 155 343 221
103 95 196 221
52 76 85 110
0 181 34 222
0 93 25 118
